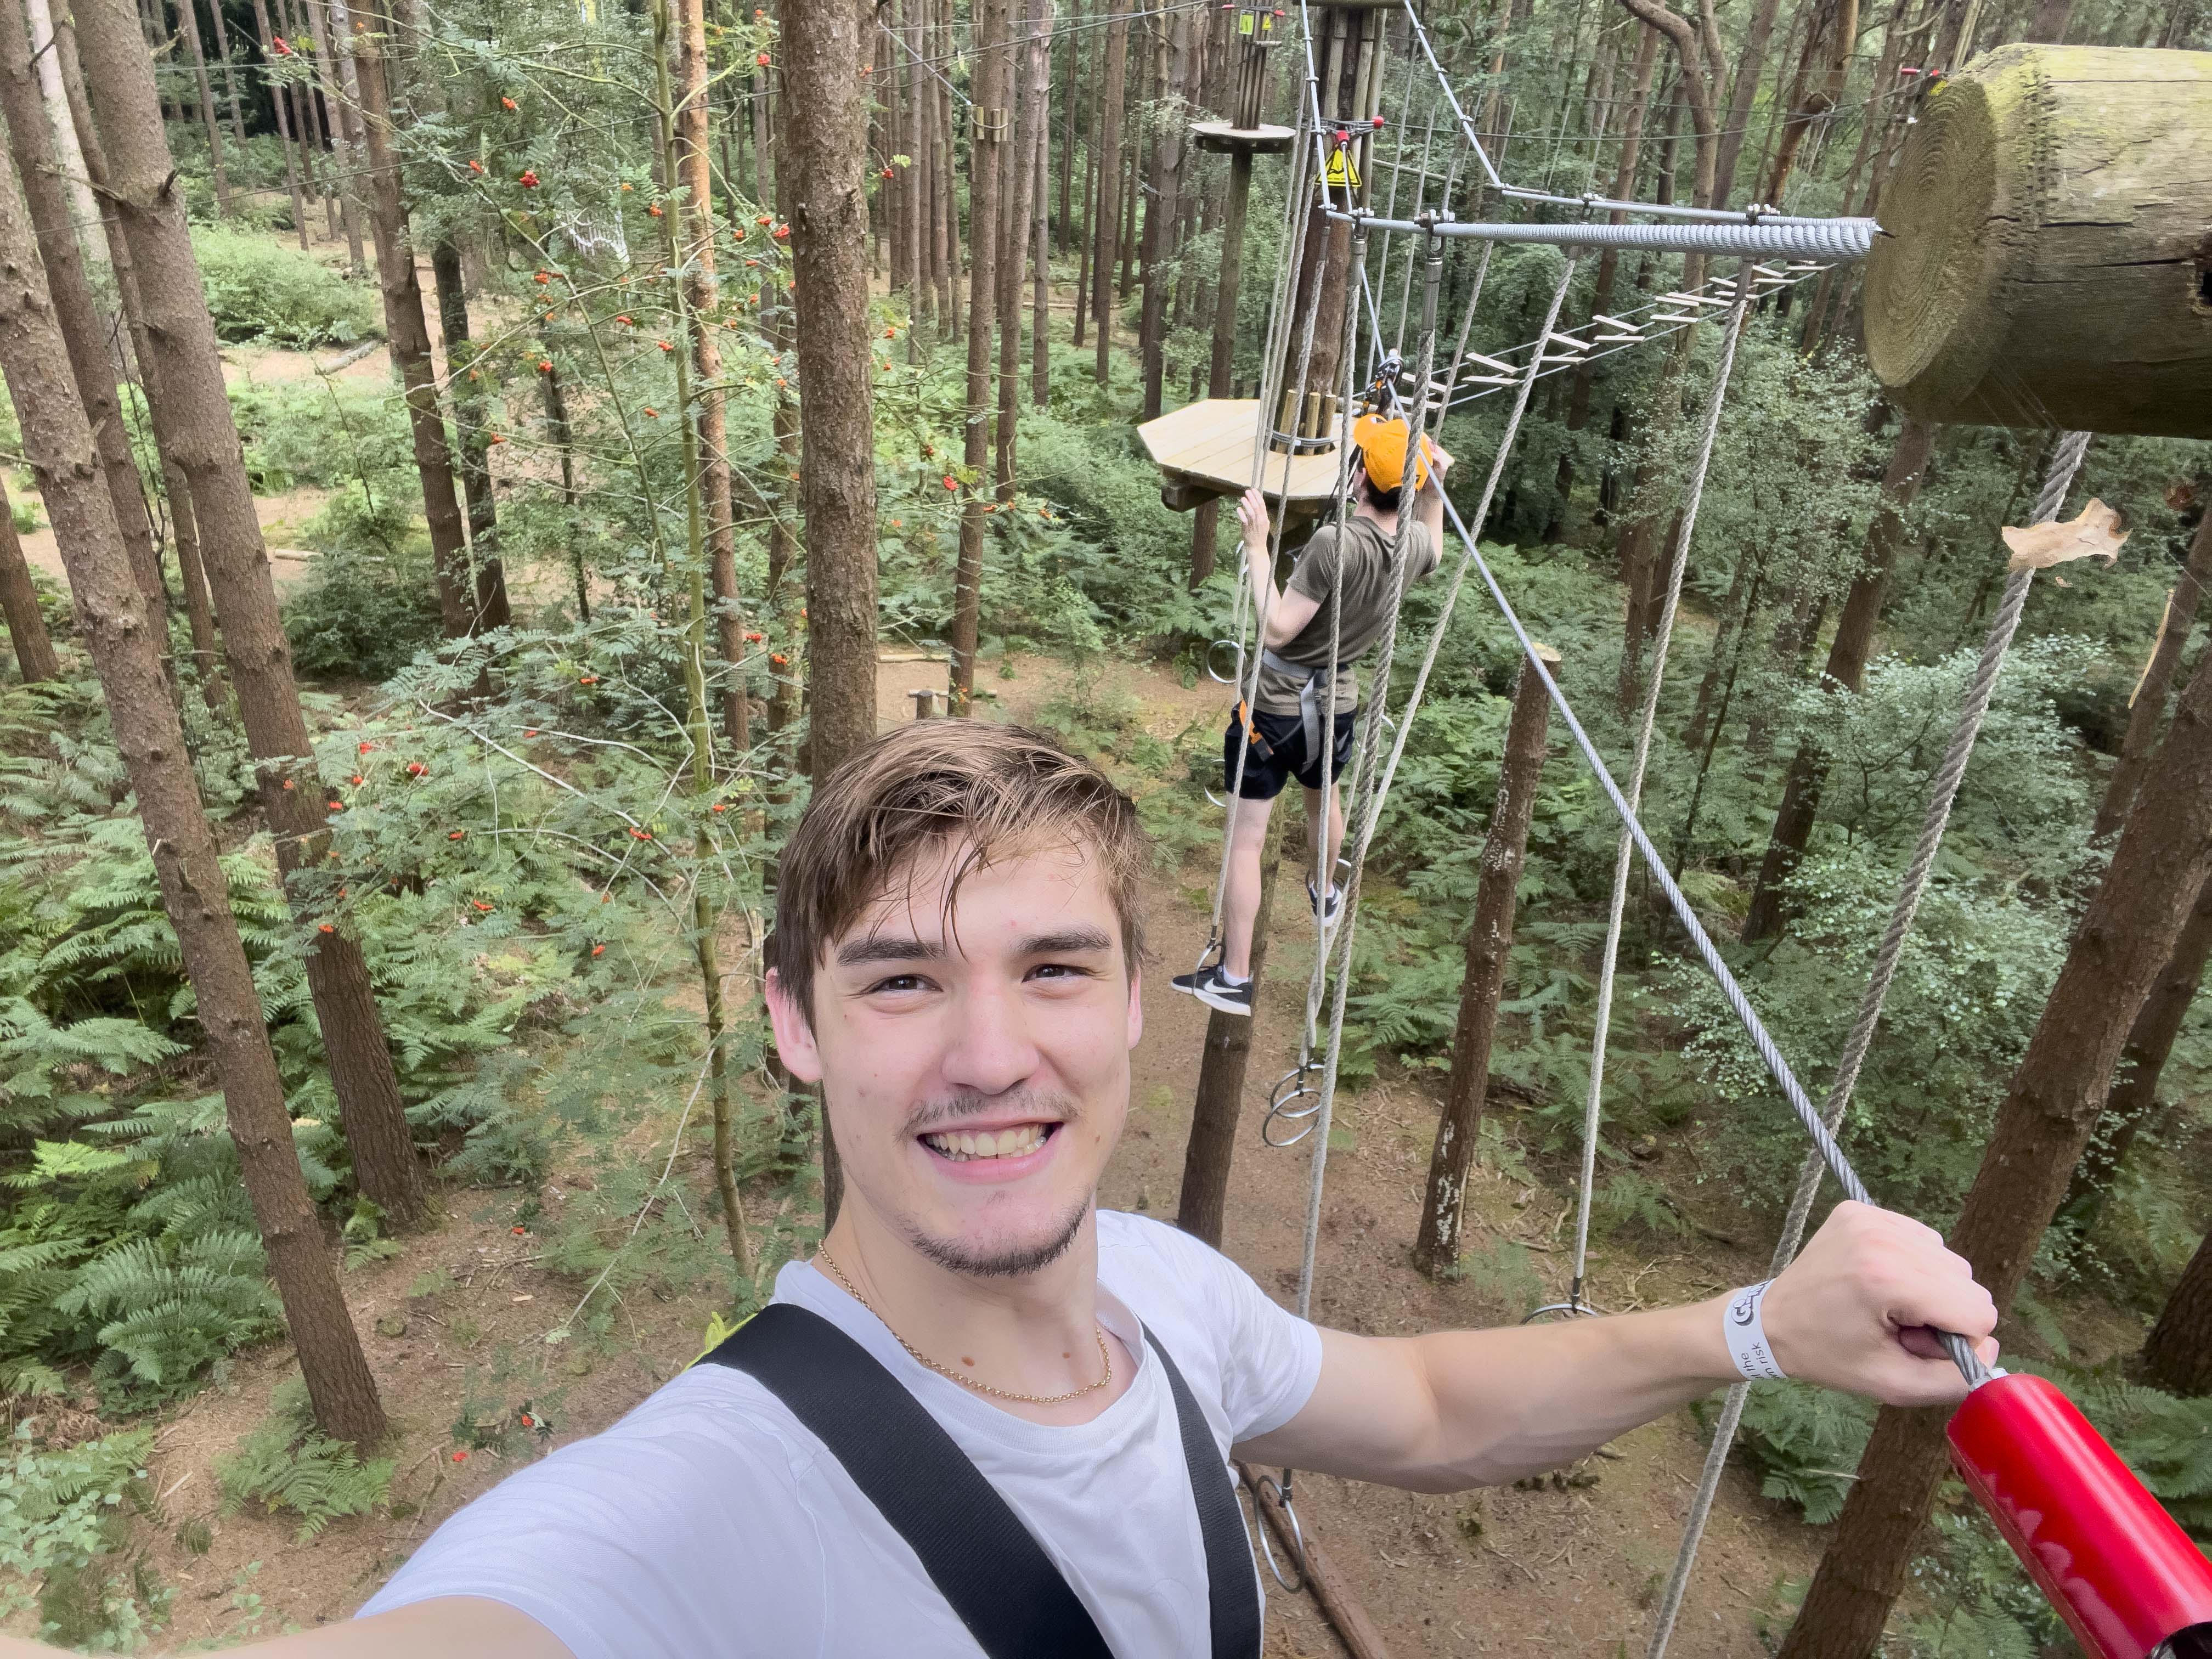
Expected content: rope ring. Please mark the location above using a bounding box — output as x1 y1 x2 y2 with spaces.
1246 1473 1308 1593
1521 1296 1606 1324
1262 1065 1324 1148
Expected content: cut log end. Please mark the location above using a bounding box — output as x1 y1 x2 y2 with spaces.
1863 44 2212 440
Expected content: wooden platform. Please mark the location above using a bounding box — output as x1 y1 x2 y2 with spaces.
1138 398 1352 511
1190 120 1296 155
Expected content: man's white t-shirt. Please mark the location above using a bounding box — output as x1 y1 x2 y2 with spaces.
359 1211 1324 1658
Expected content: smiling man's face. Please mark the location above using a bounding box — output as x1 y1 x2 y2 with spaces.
766 835 1143 1278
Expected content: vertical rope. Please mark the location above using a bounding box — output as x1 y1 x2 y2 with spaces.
1639 428 2089 1658
1564 264 1757 1311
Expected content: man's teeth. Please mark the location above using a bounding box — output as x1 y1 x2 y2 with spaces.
924 1124 1048 1161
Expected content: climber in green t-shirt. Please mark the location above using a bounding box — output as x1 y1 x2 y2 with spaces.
1175 415 1453 1017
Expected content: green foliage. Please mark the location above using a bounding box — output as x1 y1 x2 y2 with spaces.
1730 1379 1877 1525
188 226 380 348
0 1424 169 1649
216 1379 394 1541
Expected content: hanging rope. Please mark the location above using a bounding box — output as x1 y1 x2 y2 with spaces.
1544 261 1759 1322
1640 426 2091 1658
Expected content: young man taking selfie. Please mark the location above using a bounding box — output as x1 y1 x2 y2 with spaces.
0 723 1996 1659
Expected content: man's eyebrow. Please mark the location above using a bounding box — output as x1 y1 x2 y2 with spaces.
833 934 941 969
1018 927 1115 956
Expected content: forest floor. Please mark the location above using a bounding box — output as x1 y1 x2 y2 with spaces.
15 224 2134 1657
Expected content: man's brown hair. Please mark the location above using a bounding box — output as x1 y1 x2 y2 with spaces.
771 722 1148 1025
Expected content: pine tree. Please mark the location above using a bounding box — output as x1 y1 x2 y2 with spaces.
72 0 428 1228
0 127 385 1446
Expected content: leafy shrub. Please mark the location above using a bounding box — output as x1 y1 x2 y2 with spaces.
281 531 444 681
1730 1379 1877 1525
216 1379 394 1541
0 1423 169 1648
188 226 380 349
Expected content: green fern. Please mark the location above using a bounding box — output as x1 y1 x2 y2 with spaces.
1733 1380 1877 1526
216 1380 393 1541
56 1233 282 1401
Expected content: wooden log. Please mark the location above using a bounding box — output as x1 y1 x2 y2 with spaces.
1236 1464 1396 1659
1863 44 2212 439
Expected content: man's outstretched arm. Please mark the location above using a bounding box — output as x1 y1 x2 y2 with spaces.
0 1595 574 1658
1235 1201 1999 1493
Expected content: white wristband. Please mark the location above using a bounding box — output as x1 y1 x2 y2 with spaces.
1724 1282 1788 1381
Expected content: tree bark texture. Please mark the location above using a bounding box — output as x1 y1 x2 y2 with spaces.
347 0 478 639
74 0 428 1229
675 0 750 765
951 0 1003 709
1778 635 2212 1659
1417 650 1557 1277
0 472 60 681
2064 869 2212 1228
50 9 225 708
1091 3 1127 382
1176 806 1288 1249
22 0 101 266
0 0 171 625
0 132 386 1444
783 0 878 777
2091 499 2212 842
1742 415 1936 944
428 241 501 598
2143 1224 2212 1397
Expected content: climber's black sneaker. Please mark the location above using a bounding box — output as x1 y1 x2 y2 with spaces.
1171 963 1254 1016
1307 878 1344 928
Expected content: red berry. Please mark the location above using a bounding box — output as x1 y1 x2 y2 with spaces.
591 943 606 956
644 407 660 418
711 803 727 813
449 830 466 840
512 1225 527 1234
407 761 427 776
657 340 673 352
502 95 517 110
648 203 664 217
757 50 769 65
538 359 553 373
520 169 539 187
351 774 364 785
771 652 788 667
469 159 485 174
452 1450 469 1463
328 800 343 810
579 674 600 684
943 475 957 490
534 269 551 284
318 922 335 934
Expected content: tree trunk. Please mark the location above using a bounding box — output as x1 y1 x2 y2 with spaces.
0 129 386 1446
0 0 172 628
0 474 60 682
2064 869 2212 1231
1764 0 1859 207
51 9 225 708
1779 634 2212 1659
1091 3 1127 382
1073 16 1098 347
303 0 366 272
676 0 751 765
952 0 1004 709
278 0 342 244
784 0 877 778
174 0 233 216
346 0 476 640
1417 649 1558 1276
1742 415 1936 944
202 0 248 157
1137 2 1190 420
249 0 312 248
1031 107 1049 408
1177 808 1288 1249
1710 0 1784 208
2143 1226 2212 1397
541 364 587 620
995 0 1045 494
428 240 502 610
74 0 428 1230
21 0 102 268
2091 499 2212 842
1555 24 1659 523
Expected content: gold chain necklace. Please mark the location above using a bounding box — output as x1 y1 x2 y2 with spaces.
814 1245 1114 1406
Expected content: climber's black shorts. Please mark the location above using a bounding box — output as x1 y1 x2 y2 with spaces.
1222 706 1358 800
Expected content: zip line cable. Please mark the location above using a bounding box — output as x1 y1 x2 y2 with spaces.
1639 426 2092 1658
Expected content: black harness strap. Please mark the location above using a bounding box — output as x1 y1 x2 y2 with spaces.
1143 1328 1265 1659
699 1302 1261 1659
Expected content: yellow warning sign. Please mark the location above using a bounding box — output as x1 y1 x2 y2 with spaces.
1323 149 1360 190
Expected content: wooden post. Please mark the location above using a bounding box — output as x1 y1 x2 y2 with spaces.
1416 645 1559 1277
1176 804 1288 1248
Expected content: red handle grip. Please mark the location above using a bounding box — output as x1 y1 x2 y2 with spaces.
1948 1372 2212 1659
